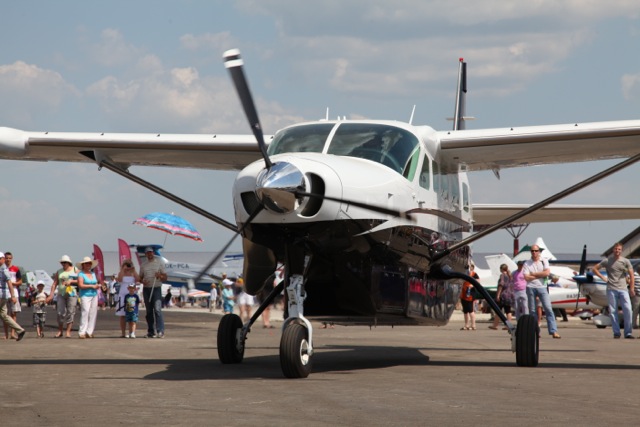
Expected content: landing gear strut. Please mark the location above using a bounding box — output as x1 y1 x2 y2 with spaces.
279 272 315 378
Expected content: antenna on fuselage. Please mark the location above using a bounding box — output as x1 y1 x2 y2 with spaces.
409 105 416 125
448 58 475 131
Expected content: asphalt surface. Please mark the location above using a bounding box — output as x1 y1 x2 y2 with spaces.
1 306 639 426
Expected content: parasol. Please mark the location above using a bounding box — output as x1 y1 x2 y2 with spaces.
133 212 203 243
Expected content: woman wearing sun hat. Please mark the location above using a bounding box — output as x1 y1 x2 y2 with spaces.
47 255 79 338
76 256 100 338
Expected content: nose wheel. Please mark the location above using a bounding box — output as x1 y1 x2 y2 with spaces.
280 323 313 378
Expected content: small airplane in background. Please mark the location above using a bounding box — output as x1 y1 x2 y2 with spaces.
574 264 640 328
126 243 243 291
2 51 640 377
480 239 608 313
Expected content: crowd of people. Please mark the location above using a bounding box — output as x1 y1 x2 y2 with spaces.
5 240 638 342
0 247 280 342
0 247 168 341
461 241 639 340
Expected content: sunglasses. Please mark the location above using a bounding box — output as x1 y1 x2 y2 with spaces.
531 249 540 252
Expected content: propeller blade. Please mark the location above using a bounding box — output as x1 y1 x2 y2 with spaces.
579 244 588 275
294 190 414 221
192 206 263 286
223 49 272 170
574 244 589 312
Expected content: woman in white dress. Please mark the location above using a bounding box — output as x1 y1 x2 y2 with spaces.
116 259 140 338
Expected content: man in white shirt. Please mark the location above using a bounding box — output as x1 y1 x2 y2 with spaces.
139 247 167 338
523 245 560 339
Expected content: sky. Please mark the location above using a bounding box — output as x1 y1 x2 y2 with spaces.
1 0 639 272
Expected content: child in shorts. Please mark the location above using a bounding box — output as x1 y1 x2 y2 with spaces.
32 281 47 338
124 283 140 338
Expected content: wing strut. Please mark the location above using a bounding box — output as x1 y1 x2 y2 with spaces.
433 152 640 262
79 150 237 233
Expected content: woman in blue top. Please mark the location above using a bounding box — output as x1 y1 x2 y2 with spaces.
77 256 100 338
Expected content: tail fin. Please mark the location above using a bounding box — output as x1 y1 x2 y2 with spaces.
451 58 475 131
453 59 467 130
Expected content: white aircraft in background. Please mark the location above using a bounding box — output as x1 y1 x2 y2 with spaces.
2 52 640 377
482 239 606 312
127 243 243 291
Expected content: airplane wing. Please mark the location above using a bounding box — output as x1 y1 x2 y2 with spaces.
438 120 640 172
472 204 640 227
0 127 264 170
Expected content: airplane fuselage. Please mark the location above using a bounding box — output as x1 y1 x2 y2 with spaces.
232 120 473 325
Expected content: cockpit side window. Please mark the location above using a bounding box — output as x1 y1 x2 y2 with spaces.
418 155 430 190
267 123 334 155
327 123 420 176
403 147 420 181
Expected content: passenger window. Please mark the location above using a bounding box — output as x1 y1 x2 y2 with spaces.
462 183 470 212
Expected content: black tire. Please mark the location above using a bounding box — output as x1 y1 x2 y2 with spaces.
217 314 244 364
515 314 539 367
280 323 312 378
596 325 607 329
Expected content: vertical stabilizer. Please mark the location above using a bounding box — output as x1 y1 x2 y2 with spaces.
452 58 467 131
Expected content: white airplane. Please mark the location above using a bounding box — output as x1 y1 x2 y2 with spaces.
1 51 640 377
127 243 243 291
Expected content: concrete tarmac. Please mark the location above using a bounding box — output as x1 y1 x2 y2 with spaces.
2 307 639 426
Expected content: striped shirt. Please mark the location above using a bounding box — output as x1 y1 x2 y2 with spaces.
139 257 166 288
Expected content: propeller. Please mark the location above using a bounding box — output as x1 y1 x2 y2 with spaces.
223 49 272 170
575 244 588 312
579 244 588 275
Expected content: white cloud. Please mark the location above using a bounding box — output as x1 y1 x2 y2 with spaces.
0 61 80 126
235 0 637 101
180 32 236 52
89 28 143 67
622 73 640 100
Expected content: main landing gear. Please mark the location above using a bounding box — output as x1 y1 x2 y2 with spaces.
216 272 315 378
437 265 539 367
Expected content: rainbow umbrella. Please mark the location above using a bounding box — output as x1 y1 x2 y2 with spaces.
133 212 203 242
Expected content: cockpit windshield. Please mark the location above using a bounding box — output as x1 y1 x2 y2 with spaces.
267 123 333 155
327 123 419 175
267 122 420 177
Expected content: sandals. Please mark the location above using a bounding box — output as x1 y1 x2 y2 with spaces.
460 326 470 330
552 333 561 339
488 326 498 330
